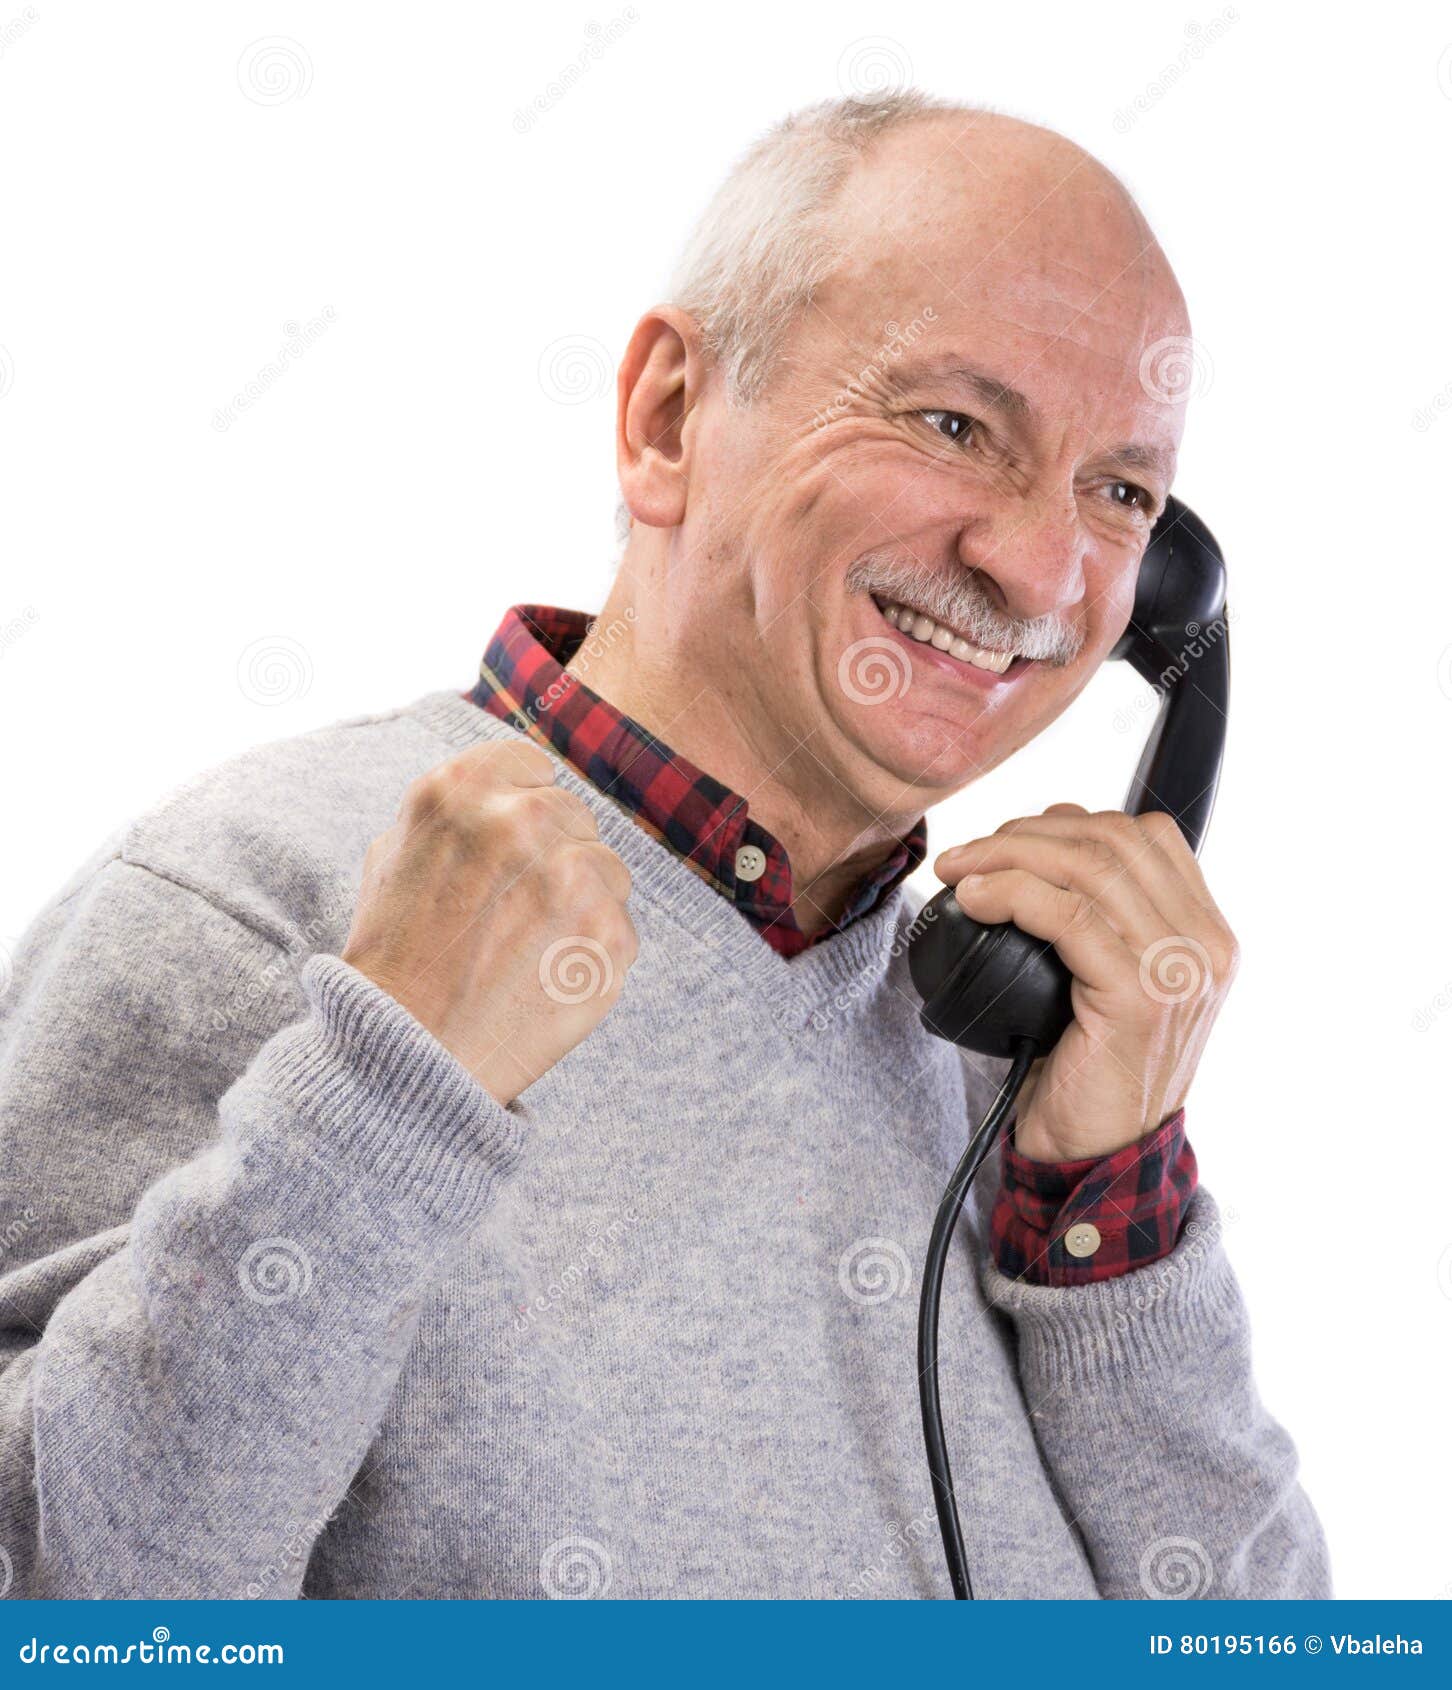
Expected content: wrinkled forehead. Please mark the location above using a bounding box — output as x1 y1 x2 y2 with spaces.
814 118 1191 403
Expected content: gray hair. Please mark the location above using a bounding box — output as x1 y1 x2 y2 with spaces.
615 90 980 544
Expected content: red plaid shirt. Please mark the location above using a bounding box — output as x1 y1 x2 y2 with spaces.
467 605 1196 1286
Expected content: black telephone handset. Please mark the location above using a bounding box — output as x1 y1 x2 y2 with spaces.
907 495 1230 1058
907 497 1230 1601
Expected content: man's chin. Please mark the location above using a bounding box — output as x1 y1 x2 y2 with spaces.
837 702 1004 810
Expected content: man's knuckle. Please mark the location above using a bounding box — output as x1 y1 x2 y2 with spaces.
1091 810 1139 849
1071 835 1117 877
1059 888 1096 934
403 767 452 820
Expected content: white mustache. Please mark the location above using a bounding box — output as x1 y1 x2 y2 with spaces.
843 553 1085 666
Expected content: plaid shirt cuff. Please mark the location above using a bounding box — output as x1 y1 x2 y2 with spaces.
988 1109 1197 1287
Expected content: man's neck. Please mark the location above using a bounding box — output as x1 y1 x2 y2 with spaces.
564 626 912 938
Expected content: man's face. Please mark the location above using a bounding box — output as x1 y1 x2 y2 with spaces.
676 122 1191 819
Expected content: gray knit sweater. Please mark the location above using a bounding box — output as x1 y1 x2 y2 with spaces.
0 691 1329 1600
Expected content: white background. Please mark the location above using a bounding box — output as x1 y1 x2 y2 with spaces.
2 0 1449 1601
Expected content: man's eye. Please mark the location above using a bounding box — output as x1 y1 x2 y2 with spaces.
918 409 979 446
1108 480 1154 513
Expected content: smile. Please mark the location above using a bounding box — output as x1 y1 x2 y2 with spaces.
871 595 1022 677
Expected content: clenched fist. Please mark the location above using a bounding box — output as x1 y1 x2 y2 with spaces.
341 739 637 1106
934 802 1239 1164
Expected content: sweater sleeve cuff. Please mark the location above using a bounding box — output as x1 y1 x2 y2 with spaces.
241 951 528 1227
981 1189 1244 1388
988 1107 1197 1287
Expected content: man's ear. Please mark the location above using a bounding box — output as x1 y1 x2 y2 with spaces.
616 305 708 531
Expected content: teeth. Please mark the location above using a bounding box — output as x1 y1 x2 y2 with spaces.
879 601 1015 675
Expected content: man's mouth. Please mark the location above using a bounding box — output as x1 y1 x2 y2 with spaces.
870 595 1023 677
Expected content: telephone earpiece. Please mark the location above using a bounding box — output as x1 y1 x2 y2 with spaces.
907 496 1229 1058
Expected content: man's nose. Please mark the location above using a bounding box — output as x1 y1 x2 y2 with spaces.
956 496 1087 622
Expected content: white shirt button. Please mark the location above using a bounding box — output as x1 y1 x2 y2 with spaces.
735 845 767 883
1063 1222 1102 1259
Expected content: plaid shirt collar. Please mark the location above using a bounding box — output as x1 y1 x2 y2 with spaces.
466 605 927 958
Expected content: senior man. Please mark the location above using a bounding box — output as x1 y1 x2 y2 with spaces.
0 93 1327 1599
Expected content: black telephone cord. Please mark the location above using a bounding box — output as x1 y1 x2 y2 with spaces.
917 1036 1039 1600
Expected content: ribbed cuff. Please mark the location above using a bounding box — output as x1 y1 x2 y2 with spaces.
247 952 527 1226
981 1191 1244 1389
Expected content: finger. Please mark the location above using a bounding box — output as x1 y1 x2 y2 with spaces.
529 785 600 842
937 832 1169 950
952 869 1135 993
487 738 558 789
568 839 633 905
940 809 1218 937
